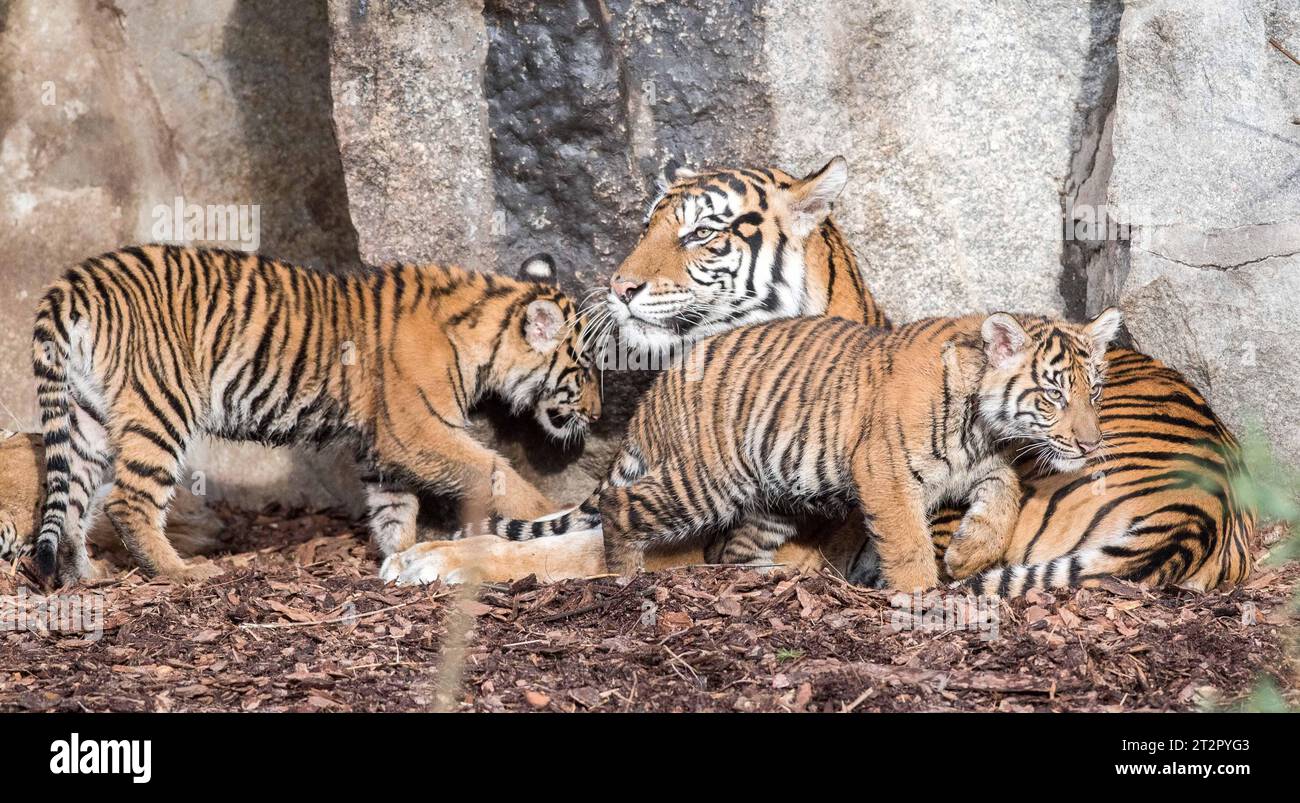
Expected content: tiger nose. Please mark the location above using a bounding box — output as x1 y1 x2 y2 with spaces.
610 276 645 304
1076 438 1101 455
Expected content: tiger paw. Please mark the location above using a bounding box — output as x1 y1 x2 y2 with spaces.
943 519 1007 580
164 560 224 584
52 554 99 588
379 542 473 586
883 558 939 592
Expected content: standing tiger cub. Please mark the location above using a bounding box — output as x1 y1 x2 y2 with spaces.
31 245 599 585
464 309 1121 590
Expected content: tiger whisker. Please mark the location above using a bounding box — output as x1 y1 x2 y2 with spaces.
575 307 616 345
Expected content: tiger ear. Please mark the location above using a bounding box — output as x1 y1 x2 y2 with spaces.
981 313 1030 369
655 158 697 192
787 156 849 239
519 253 557 285
524 300 564 353
1085 307 1122 353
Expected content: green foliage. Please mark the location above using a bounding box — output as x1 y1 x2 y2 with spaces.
1232 424 1300 553
775 647 805 663
1230 423 1299 711
1238 679 1291 713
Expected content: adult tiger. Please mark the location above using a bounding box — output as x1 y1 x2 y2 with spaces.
31 246 600 585
381 158 1253 594
609 157 888 353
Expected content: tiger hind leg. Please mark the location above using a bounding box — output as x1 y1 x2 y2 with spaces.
101 413 217 582
963 505 1248 597
363 481 419 558
703 509 798 571
35 394 112 585
600 473 732 575
963 537 1231 598
55 403 112 584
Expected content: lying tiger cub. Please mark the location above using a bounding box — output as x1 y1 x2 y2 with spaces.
31 246 599 584
404 309 1121 591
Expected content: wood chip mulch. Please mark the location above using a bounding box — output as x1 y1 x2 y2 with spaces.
1 507 1296 712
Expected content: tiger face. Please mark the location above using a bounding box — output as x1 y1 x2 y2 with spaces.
508 294 601 443
534 333 600 443
493 255 601 443
978 308 1123 473
608 157 849 353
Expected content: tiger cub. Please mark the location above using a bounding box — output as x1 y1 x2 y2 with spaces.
31 245 599 585
467 309 1121 590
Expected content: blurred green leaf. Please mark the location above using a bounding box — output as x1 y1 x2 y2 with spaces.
1227 421 1298 711
1239 678 1291 713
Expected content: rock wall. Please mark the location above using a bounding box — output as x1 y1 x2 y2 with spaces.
1108 0 1300 462
328 0 497 268
1 0 1296 525
765 0 1123 319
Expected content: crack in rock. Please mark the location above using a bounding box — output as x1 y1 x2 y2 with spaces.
1132 246 1300 272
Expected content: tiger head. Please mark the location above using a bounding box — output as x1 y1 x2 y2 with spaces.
505 254 602 443
977 308 1123 473
608 157 850 353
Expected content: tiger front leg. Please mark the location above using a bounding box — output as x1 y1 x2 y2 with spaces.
477 461 558 521
943 460 1020 580
859 500 938 591
852 456 937 591
372 428 558 538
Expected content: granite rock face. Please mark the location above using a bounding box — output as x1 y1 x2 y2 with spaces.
1 0 180 429
328 0 497 269
1110 0 1300 230
467 0 1123 319
1109 0 1300 464
331 0 1122 321
480 0 775 293
764 0 1123 320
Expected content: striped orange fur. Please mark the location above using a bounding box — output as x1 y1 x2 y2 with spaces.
478 311 1121 591
607 156 888 355
961 347 1255 593
385 157 1255 595
31 245 598 584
